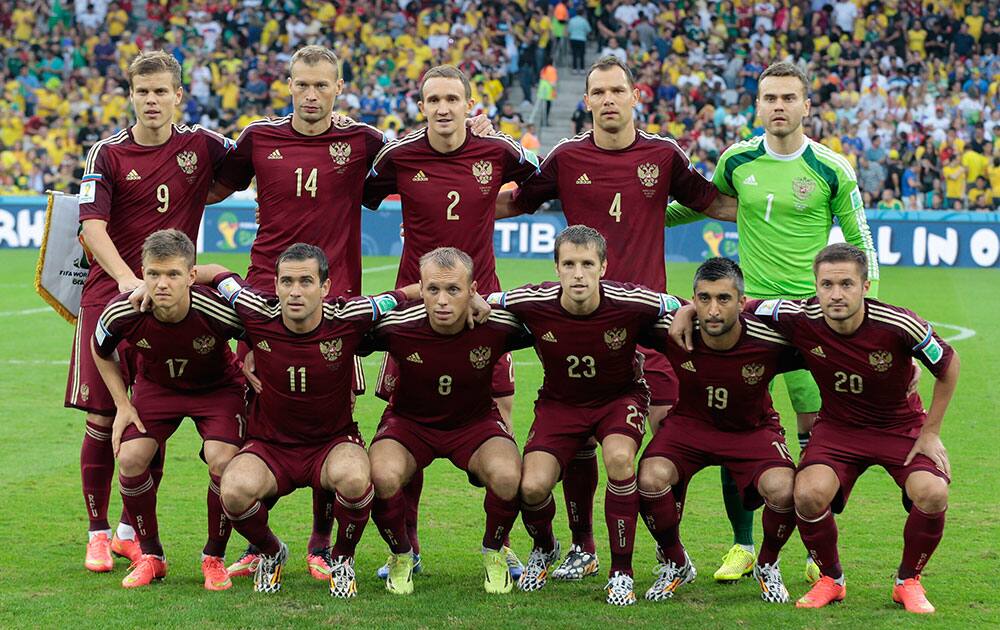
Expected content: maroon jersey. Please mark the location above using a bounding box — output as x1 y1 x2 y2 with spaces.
649 311 804 431
511 130 717 291
362 129 540 293
361 303 534 428
214 273 405 445
493 281 676 407
93 285 244 391
216 116 385 293
78 124 232 307
752 297 956 433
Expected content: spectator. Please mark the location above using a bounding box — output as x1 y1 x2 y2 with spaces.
876 189 905 210
600 37 627 64
943 155 968 208
568 11 591 74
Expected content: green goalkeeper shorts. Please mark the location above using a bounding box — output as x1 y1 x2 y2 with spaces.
773 369 821 415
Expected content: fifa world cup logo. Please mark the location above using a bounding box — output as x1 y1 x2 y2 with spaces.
702 222 725 257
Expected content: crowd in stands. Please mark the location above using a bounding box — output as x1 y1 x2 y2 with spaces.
1 0 998 210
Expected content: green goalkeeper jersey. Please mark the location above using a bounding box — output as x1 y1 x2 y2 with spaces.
668 135 879 299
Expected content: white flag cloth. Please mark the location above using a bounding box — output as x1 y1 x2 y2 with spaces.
34 192 88 324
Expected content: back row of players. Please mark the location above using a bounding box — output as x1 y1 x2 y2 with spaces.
69 46 955 612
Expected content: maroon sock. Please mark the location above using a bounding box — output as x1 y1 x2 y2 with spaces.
605 475 639 576
521 494 557 552
373 489 411 554
403 469 423 554
308 487 336 551
563 448 598 553
117 443 166 530
203 474 231 558
330 485 374 559
483 489 519 551
81 421 114 531
224 500 280 556
796 508 842 579
758 503 796 566
898 507 946 579
639 484 685 564
119 470 162 556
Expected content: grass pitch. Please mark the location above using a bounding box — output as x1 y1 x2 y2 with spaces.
0 249 997 628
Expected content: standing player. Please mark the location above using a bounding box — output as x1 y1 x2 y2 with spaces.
638 258 800 604
362 65 540 577
199 244 418 596
71 51 232 572
363 248 533 596
670 61 880 584
494 55 733 579
491 226 680 606
92 230 245 590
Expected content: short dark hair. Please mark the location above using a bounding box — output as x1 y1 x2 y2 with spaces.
420 65 471 101
419 247 474 281
554 225 607 263
142 229 195 268
758 61 809 98
585 55 635 93
693 257 744 295
813 243 868 281
128 51 182 89
276 243 329 282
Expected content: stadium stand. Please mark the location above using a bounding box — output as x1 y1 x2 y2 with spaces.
0 0 997 210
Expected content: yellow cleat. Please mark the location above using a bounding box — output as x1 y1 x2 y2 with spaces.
483 549 514 594
805 556 822 584
713 544 755 582
385 552 415 595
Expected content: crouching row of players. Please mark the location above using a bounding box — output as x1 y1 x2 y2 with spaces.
92 225 957 613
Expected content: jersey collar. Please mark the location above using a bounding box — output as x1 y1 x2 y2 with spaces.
762 135 810 161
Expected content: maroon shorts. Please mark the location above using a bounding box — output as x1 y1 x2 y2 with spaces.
637 344 678 407
525 389 649 474
238 424 366 498
799 420 951 514
375 352 515 401
642 414 795 510
65 305 138 415
238 340 366 395
121 378 246 447
371 408 514 471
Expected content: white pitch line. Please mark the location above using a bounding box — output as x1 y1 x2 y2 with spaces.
362 264 398 274
1 359 69 366
0 307 52 317
929 322 977 343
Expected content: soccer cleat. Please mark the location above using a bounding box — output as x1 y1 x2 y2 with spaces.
518 541 561 592
122 554 167 588
227 544 259 578
307 547 334 581
805 556 821 584
646 551 697 601
111 533 142 563
251 541 288 594
377 552 422 579
552 544 600 580
605 571 637 606
384 552 415 595
503 545 524 580
483 549 514 594
796 575 846 608
329 555 358 598
85 532 114 572
892 576 935 614
202 555 232 591
714 544 755 582
754 561 789 603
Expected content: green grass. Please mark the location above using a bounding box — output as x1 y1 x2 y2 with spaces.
0 249 997 628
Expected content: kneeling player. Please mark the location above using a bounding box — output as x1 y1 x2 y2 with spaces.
364 248 532 596
638 258 800 603
92 230 245 590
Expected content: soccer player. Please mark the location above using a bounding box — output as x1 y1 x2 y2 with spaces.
91 230 244 590
494 55 732 579
362 65 540 577
637 257 800 604
70 50 232 572
197 244 418 596
363 248 533 596
491 226 680 606
670 61 880 584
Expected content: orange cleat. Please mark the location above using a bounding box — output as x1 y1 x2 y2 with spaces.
307 547 334 581
85 533 114 572
892 576 935 614
227 545 258 578
111 533 142 563
122 554 167 588
796 575 846 608
202 556 233 591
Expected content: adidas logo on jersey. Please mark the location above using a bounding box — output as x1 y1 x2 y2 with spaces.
126 169 141 181
810 346 826 358
576 173 592 185
136 338 151 349
267 149 283 160
406 352 423 363
257 340 272 352
681 361 696 372
742 174 758 186
412 170 428 182
541 331 557 343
